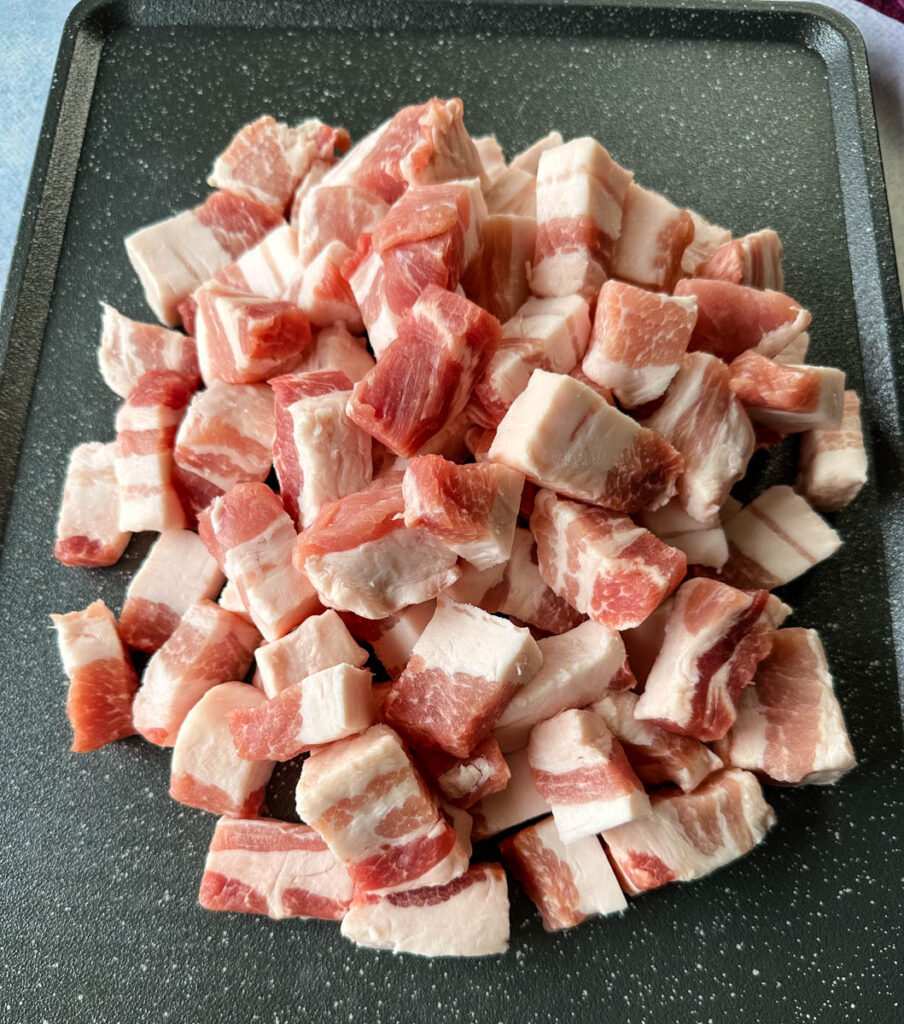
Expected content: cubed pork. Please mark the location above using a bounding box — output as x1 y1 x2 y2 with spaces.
289 323 375 382
340 601 436 679
213 223 303 299
98 303 199 398
470 747 551 840
289 240 363 331
294 183 389 264
413 736 511 809
796 390 867 511
460 213 535 323
485 168 536 217
473 135 507 182
610 183 694 292
638 499 729 569
680 209 732 276
54 442 131 567
695 228 784 290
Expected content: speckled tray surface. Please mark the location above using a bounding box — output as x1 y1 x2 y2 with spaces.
1 1 903 1022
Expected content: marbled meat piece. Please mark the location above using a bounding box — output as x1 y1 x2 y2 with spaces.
473 135 507 182
294 183 389 264
460 213 536 323
696 228 783 291
508 131 564 174
340 601 436 679
611 183 694 292
55 442 131 567
213 223 303 299
484 168 536 218
796 390 867 511
680 210 732 276
621 599 673 689
471 747 551 840
289 323 374 382
638 499 729 569
413 736 511 809
289 240 363 331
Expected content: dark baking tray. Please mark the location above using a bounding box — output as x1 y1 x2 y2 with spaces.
1 1 902 1021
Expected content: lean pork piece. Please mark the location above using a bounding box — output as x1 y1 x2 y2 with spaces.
125 191 283 326
713 628 855 785
581 281 697 408
98 303 199 398
530 489 686 631
590 690 723 792
114 370 194 533
531 138 633 301
471 747 551 839
347 286 501 458
341 601 436 679
402 456 523 569
528 710 651 842
118 529 225 652
289 323 374 382
696 228 784 291
638 499 729 569
728 350 845 432
295 724 469 893
460 213 536 323
341 863 509 957
611 183 694 292
494 620 627 753
212 223 303 299
51 600 139 752
680 209 731 276
500 817 626 931
289 241 363 331
601 769 775 894
641 352 755 524
173 381 275 518
270 370 371 528
55 442 131 567
199 817 354 920
170 682 273 815
633 578 777 742
485 168 536 217
469 295 591 428
673 278 811 361
797 390 867 511
199 482 320 641
490 370 683 513
383 598 543 758
131 599 259 747
473 135 507 182
294 184 389 264
413 736 511 809
295 481 459 618
254 609 368 698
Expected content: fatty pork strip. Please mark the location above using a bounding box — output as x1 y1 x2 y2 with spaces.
199 481 320 640
680 209 731 276
773 329 810 365
490 370 683 513
530 137 633 302
289 241 363 331
125 190 284 326
118 529 225 652
341 863 510 957
470 747 551 839
413 736 511 809
98 303 200 398
211 223 304 300
294 184 389 264
114 370 195 533
494 619 627 753
610 183 694 293
131 599 259 746
469 295 592 428
295 724 469 893
199 817 354 921
581 281 697 408
530 489 686 631
54 442 131 567
500 816 626 931
713 628 856 785
797 390 867 511
51 600 139 753
402 456 523 569
601 769 775 894
169 682 274 815
382 598 543 758
695 228 784 291
638 499 729 569
460 213 536 323
290 323 375 382
229 663 375 761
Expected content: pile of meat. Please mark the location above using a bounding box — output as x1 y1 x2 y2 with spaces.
52 99 865 957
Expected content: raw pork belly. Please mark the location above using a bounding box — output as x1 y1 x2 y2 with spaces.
383 598 543 758
490 370 683 513
295 724 468 893
114 370 194 533
470 295 591 428
797 390 867 511
295 184 390 264
728 350 845 432
680 209 731 276
638 499 729 569
530 489 686 631
347 286 501 458
494 619 626 753
51 600 139 752
460 213 535 323
634 578 775 742
473 135 507 182
173 381 275 518
270 369 371 528
611 183 694 292
291 241 363 331
674 278 811 361
413 736 511 808
218 578 249 619
500 816 626 931
213 223 303 299
131 599 259 746
341 863 509 956
774 329 810 365
295 481 459 618
199 817 353 920
601 769 775 894
402 456 523 569
531 137 633 301
98 303 199 398
55 442 131 567
620 601 671 688
125 190 283 326
290 323 374 382
528 709 650 842
471 747 551 839
254 608 367 698
118 529 225 652
485 168 537 217
696 228 783 290
170 682 273 815
199 481 320 640
591 690 723 792
341 601 436 679
714 628 855 785
641 352 754 524
581 281 697 408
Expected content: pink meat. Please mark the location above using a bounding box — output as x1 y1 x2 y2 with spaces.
289 323 375 382
485 168 537 217
295 184 390 264
696 229 784 291
473 135 507 182
639 499 729 570
680 209 731 276
797 390 867 512
288 241 363 331
98 303 199 398
339 601 436 680
621 598 673 689
212 223 303 299
460 213 536 323
413 736 512 809
611 183 694 292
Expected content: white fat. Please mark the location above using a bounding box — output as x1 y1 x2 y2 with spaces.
552 791 651 845
126 530 223 611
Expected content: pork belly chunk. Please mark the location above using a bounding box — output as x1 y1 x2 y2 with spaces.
611 183 694 292
680 209 731 276
212 223 303 299
290 323 374 382
473 134 507 182
292 241 363 331
620 599 673 689
55 442 131 568
413 736 511 809
341 601 437 679
638 499 729 569
98 303 199 398
509 131 564 174
796 390 867 511
460 213 535 323
294 183 389 264
773 329 810 365
696 228 784 290
471 747 551 840
485 168 537 217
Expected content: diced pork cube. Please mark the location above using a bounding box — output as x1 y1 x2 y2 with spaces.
728 350 845 432
340 601 436 679
611 183 694 292
294 184 389 264
290 241 363 331
460 213 535 323
213 223 303 298
473 135 507 182
289 323 375 382
796 390 867 511
98 303 199 398
55 442 131 567
413 736 511 808
509 132 564 173
217 578 249 619
620 599 673 689
680 209 731 276
638 499 729 569
484 168 536 217
774 330 810 365
471 747 551 840
696 228 784 291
